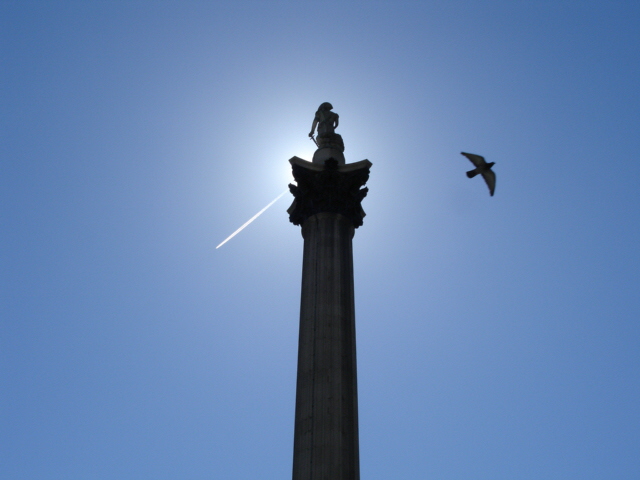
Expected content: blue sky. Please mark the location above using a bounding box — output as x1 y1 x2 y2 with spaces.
2 1 639 478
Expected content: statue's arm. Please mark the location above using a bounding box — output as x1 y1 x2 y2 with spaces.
309 119 318 137
334 114 339 129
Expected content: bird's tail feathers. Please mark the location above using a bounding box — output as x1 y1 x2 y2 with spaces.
466 170 478 178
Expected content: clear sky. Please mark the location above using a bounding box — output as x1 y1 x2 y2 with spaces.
2 1 639 479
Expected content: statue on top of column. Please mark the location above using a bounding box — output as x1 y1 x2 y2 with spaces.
309 102 339 137
309 102 344 153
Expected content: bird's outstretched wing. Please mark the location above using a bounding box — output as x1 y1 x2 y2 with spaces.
461 152 486 167
482 169 496 196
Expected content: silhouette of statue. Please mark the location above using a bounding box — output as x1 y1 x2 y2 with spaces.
309 102 339 138
308 102 345 159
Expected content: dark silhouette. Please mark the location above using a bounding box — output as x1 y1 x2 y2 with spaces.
308 102 345 156
461 152 496 196
309 102 339 138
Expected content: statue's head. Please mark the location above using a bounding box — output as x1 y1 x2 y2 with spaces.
319 102 333 111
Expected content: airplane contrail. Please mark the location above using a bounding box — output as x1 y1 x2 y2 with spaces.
216 189 289 249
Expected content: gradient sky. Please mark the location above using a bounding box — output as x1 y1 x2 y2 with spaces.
2 2 639 479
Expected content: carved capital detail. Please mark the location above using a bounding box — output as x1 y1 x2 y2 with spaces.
287 157 371 228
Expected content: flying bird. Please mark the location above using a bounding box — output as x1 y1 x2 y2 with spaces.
461 152 496 196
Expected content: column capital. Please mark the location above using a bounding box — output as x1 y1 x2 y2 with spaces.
287 157 371 229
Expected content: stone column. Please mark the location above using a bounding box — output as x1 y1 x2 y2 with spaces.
288 156 371 480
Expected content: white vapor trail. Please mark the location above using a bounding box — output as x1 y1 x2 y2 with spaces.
216 189 289 249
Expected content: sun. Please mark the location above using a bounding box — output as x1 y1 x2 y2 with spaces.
273 137 316 185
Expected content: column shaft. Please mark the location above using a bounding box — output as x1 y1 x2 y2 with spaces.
292 212 360 480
